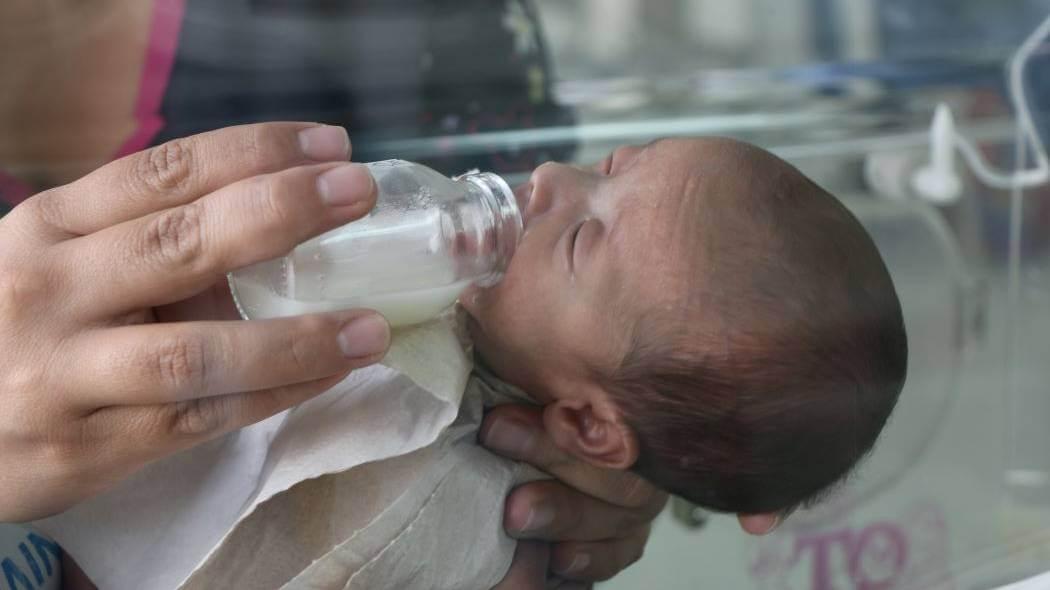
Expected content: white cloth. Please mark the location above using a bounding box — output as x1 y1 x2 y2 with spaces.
180 368 539 590
33 310 530 590
996 571 1050 590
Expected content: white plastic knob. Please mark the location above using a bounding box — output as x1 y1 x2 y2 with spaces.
912 103 963 204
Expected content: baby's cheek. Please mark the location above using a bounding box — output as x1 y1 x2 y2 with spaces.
459 284 485 318
460 282 521 346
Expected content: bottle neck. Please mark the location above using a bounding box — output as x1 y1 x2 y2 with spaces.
462 172 523 286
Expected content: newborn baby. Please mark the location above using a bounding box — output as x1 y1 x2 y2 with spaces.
462 137 908 514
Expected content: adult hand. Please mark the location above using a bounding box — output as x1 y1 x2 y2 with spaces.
738 513 781 535
491 542 548 590
492 541 590 590
0 123 390 522
481 405 668 587
482 406 783 589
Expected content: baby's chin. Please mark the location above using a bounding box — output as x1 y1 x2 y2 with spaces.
458 291 517 377
457 286 494 348
464 313 509 377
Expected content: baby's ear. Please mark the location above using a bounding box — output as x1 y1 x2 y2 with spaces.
542 398 639 470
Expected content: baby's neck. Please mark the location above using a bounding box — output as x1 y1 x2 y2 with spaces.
471 360 537 404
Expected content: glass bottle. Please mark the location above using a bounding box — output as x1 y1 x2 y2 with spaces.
228 159 522 327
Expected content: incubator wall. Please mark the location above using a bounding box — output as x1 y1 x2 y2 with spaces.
480 1 1050 588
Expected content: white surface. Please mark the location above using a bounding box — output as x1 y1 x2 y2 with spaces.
995 570 1050 590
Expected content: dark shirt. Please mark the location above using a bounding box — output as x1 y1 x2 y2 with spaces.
0 0 576 214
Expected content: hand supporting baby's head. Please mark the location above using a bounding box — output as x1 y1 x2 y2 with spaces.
463 137 908 515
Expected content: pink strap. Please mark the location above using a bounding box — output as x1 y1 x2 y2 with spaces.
1 0 185 208
114 0 187 158
0 170 32 206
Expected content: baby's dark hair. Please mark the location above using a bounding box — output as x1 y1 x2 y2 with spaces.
603 140 907 514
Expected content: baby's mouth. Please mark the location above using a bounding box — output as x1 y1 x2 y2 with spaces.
458 283 494 326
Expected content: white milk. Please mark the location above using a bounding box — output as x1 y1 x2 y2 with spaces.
229 273 470 327
226 160 522 328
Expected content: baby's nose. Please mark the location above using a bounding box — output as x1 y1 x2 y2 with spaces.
525 161 574 220
513 181 533 217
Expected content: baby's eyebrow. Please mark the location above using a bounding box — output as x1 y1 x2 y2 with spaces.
633 139 662 164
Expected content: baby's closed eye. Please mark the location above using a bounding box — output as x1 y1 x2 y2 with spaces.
571 219 604 272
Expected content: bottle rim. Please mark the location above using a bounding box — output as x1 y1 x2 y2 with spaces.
462 171 523 286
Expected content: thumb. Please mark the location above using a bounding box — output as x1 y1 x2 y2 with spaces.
492 541 550 590
738 512 781 535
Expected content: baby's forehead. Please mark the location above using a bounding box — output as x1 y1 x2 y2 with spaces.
645 137 774 179
627 137 793 223
608 138 777 305
614 138 731 223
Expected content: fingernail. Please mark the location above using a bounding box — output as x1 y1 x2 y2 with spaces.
299 125 350 161
482 417 535 457
318 163 375 208
519 502 555 533
337 313 390 359
766 514 782 534
557 553 591 576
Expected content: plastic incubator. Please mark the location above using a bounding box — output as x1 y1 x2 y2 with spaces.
228 160 523 327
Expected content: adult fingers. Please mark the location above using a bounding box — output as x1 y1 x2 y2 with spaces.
480 405 664 511
491 541 549 590
22 123 350 237
548 525 650 583
65 310 390 408
502 480 665 543
548 581 591 590
63 161 376 317
86 369 354 471
738 513 782 535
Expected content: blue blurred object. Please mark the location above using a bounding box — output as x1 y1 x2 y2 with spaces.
778 58 1001 91
878 0 1050 59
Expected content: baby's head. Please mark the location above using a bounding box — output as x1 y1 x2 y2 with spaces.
462 138 907 514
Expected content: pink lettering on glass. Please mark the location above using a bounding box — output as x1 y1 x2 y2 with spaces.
749 501 954 590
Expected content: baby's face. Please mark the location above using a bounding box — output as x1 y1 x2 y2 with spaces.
462 138 717 400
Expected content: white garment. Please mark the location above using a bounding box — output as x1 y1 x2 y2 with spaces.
181 369 540 590
32 312 535 590
996 571 1050 590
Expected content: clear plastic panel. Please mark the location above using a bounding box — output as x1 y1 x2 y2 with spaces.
4 0 1050 588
